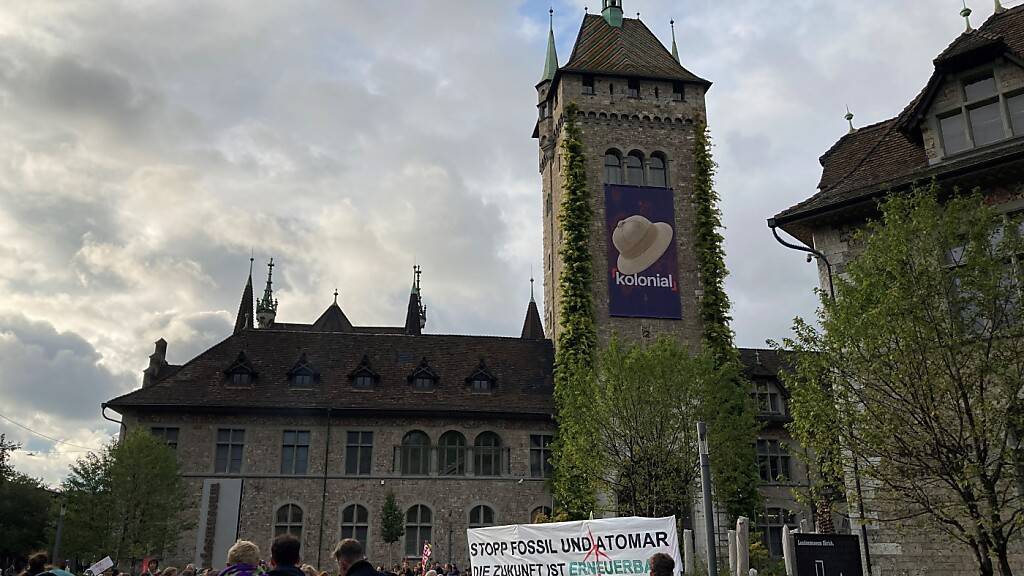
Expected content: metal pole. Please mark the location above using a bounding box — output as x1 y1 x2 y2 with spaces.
697 422 717 576
53 501 66 563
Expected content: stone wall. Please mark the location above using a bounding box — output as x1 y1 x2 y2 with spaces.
122 410 555 571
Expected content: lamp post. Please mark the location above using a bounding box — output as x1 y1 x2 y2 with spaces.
53 500 67 564
697 422 717 576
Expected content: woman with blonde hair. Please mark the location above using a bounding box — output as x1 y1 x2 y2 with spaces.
219 540 262 576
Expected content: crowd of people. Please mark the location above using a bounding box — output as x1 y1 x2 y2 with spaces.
5 540 676 576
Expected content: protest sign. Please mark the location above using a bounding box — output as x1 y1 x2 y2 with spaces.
87 556 114 576
468 516 681 576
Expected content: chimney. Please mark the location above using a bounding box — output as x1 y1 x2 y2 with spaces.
143 338 168 388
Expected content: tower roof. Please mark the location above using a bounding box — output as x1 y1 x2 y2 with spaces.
541 9 559 82
313 301 354 332
233 270 254 334
520 300 545 340
560 14 709 84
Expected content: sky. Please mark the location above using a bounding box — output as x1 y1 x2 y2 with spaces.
0 0 984 485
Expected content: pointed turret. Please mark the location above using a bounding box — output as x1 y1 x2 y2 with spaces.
541 8 559 82
313 289 354 332
404 265 427 335
521 277 545 339
256 258 278 328
233 259 254 334
670 19 680 63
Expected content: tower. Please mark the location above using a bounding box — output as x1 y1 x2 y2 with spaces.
534 5 711 348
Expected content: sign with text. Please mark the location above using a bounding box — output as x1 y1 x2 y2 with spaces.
605 185 681 319
468 516 682 576
793 533 863 576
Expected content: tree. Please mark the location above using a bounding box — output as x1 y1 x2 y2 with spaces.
783 186 1024 576
380 492 404 566
0 434 51 559
61 445 117 563
692 123 761 521
591 337 730 519
550 101 600 519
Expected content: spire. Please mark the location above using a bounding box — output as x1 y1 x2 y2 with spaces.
994 0 1005 14
405 265 427 335
233 261 254 335
313 291 353 332
530 271 536 303
541 8 559 82
845 106 856 134
521 291 545 340
256 258 278 328
961 1 973 32
670 19 679 63
602 0 623 28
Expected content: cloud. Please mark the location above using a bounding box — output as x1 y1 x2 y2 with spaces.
0 0 992 485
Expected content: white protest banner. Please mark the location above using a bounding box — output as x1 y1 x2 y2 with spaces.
87 556 114 576
468 516 682 576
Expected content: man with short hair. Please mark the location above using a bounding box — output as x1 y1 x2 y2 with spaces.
268 535 304 576
333 538 380 576
649 553 674 576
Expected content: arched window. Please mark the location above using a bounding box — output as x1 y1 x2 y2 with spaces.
274 504 303 538
531 506 553 524
625 151 645 185
469 505 495 528
474 432 502 477
649 153 668 187
340 504 369 548
404 505 432 558
604 151 623 185
439 431 467 476
401 431 430 475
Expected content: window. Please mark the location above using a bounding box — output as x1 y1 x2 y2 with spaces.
609 83 614 95
353 374 373 389
649 154 667 187
288 354 317 388
582 75 595 95
756 439 790 482
215 428 244 473
761 508 796 558
340 504 369 548
531 506 553 523
469 505 495 528
281 430 311 475
625 151 644 186
404 505 432 558
275 504 303 538
401 431 430 475
969 101 1003 147
439 431 467 476
413 377 434 391
754 381 782 415
940 112 970 155
151 427 179 450
627 79 640 98
474 432 502 477
672 82 684 101
937 72 1023 156
530 434 553 478
1008 93 1024 135
604 151 623 184
654 86 659 99
292 373 314 387
470 378 492 393
538 102 548 120
964 75 997 101
345 431 373 475
229 372 251 386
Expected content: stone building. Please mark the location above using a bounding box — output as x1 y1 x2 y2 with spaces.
106 1 818 570
771 3 1024 574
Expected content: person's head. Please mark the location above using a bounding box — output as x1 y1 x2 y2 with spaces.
163 567 179 576
425 570 437 576
649 554 674 576
148 560 160 572
228 540 261 567
26 553 48 576
332 538 365 576
271 534 302 568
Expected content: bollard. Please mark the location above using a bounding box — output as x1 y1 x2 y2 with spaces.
727 530 737 576
736 516 750 576
683 529 695 575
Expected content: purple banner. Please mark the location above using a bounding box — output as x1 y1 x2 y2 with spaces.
605 184 681 319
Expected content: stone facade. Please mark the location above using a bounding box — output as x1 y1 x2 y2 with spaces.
120 410 555 570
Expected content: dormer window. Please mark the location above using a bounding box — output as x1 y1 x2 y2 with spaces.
936 70 1024 157
753 380 782 415
224 351 256 387
292 373 314 387
408 358 438 392
465 360 496 394
582 75 595 95
287 353 318 389
348 355 379 391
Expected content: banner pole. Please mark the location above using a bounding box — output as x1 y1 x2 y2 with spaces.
697 422 718 576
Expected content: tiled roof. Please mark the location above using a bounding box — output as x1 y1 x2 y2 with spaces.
561 15 709 84
106 330 555 417
773 5 1024 226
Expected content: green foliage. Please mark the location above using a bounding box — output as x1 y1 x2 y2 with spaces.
0 435 51 558
782 185 1024 576
593 337 728 518
62 430 188 563
748 538 786 576
691 123 760 521
380 492 404 564
550 101 600 520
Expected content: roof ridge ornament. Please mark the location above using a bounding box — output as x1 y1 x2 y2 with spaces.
961 1 973 32
845 105 856 134
670 19 680 63
994 0 1005 14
